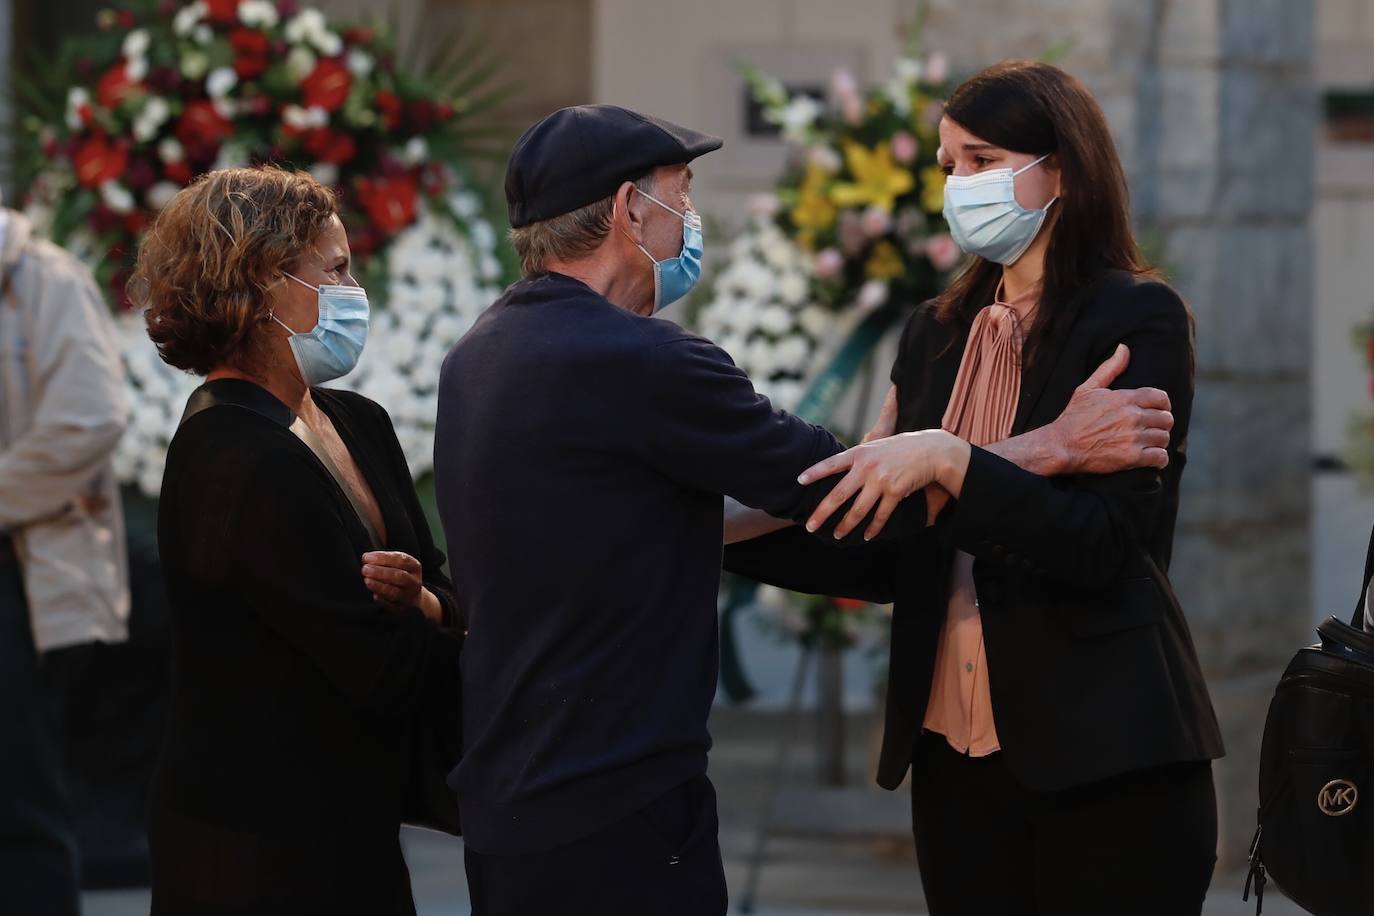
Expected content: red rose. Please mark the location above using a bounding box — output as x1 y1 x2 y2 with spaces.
343 26 374 45
176 100 235 149
436 102 455 121
407 99 437 132
117 9 137 29
205 0 242 23
126 158 157 192
74 132 128 187
374 90 403 130
833 597 868 612
164 160 192 184
301 59 352 113
355 173 418 234
88 205 121 234
229 28 270 79
302 128 357 165
97 62 143 109
123 211 149 234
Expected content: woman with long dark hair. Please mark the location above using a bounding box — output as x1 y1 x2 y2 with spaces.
727 60 1223 914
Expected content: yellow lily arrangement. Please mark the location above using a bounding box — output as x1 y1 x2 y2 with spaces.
830 141 915 213
790 163 838 250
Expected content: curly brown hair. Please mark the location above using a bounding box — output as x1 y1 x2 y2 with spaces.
132 166 339 375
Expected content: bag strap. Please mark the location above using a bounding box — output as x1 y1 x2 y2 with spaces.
1355 522 1374 629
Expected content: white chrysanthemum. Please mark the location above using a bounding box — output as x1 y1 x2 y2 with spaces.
400 136 428 166
132 96 171 142
308 162 339 186
285 8 327 43
173 1 207 37
122 29 150 60
346 48 373 77
146 182 180 210
206 67 237 99
100 181 135 214
180 51 209 80
157 137 185 163
312 30 343 57
281 104 328 130
286 46 317 80
691 217 828 412
213 142 248 171
65 87 90 130
237 0 279 29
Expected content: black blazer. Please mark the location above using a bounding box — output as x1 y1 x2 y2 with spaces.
150 380 463 916
727 270 1224 794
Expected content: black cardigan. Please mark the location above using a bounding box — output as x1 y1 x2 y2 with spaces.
727 270 1225 794
149 379 463 916
434 272 928 856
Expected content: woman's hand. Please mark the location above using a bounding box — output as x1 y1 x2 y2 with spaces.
362 551 443 624
798 430 971 541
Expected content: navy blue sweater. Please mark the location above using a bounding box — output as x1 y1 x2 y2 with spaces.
434 273 924 854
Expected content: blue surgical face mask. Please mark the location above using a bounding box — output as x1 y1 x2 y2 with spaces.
942 153 1057 266
630 187 704 312
272 272 370 386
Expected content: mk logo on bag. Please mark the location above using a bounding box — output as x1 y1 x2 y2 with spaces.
1317 779 1359 817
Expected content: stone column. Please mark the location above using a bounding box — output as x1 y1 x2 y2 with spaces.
1118 0 1317 868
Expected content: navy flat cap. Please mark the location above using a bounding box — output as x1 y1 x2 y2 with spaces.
505 104 723 228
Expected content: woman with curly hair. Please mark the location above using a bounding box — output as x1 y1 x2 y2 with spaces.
137 166 462 915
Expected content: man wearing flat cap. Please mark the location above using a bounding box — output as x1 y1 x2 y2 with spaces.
434 104 1171 912
433 104 935 913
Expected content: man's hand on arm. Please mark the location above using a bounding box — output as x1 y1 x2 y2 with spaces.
820 344 1176 537
988 343 1173 476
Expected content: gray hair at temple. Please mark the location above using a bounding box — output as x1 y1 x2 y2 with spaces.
508 173 656 277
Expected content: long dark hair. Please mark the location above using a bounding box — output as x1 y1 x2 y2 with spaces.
935 60 1156 364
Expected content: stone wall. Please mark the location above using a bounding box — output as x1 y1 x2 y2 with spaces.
1121 0 1316 867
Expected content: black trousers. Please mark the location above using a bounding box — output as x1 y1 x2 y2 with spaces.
464 773 727 916
0 554 81 916
911 734 1217 916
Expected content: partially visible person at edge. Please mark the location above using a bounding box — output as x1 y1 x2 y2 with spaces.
726 60 1224 916
0 194 130 916
137 166 463 916
434 103 1178 916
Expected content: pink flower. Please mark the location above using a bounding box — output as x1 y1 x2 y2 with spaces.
861 205 892 238
856 279 889 311
925 233 963 271
830 68 863 125
748 192 780 219
813 248 845 280
891 131 919 164
925 52 950 84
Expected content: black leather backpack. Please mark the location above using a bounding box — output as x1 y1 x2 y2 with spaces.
1246 529 1374 915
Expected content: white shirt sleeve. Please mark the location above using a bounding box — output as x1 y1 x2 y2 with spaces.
1365 581 1373 633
